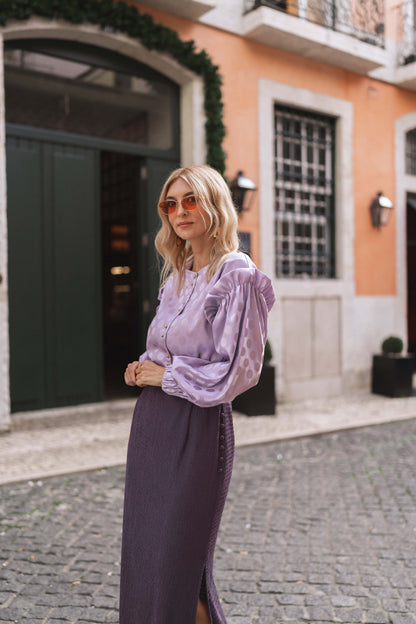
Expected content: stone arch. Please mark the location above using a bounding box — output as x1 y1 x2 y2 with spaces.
2 16 206 166
0 5 226 429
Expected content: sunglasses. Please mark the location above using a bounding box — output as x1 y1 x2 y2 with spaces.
159 195 198 215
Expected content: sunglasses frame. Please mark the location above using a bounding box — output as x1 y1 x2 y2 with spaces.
159 195 198 215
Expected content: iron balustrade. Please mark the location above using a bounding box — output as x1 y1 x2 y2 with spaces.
244 0 385 48
397 0 416 65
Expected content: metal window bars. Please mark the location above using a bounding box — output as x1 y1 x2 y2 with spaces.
274 105 336 279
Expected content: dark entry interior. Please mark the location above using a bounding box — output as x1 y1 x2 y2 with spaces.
5 39 180 411
101 151 142 398
407 195 416 365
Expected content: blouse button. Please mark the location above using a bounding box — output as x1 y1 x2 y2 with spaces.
220 434 225 441
161 334 164 338
164 324 167 328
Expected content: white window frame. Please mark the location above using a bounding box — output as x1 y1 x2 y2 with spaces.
273 105 336 279
394 111 416 350
259 79 353 290
259 80 354 389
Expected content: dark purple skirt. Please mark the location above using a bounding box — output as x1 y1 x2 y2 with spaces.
119 386 234 624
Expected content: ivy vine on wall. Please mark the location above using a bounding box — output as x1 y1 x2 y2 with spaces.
0 0 226 173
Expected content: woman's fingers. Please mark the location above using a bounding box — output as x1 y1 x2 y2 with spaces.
134 362 147 387
124 360 165 388
124 361 139 386
135 361 165 387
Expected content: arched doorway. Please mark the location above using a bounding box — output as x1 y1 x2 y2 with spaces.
5 39 180 411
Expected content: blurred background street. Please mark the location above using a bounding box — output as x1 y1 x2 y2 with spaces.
1 393 416 623
2 1 416 622
2 407 416 624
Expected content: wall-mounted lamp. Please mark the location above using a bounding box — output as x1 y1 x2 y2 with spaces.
230 171 257 214
370 192 394 229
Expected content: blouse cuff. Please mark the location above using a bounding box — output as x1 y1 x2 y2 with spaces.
161 365 188 400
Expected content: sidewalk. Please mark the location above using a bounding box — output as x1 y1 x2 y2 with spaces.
2 395 416 624
1 389 416 486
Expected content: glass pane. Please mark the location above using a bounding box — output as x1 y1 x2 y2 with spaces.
4 48 176 149
406 128 416 176
274 105 335 279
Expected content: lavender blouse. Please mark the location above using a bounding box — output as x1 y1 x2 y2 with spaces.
139 251 275 408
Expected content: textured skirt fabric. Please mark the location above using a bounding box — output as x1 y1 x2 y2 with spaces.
119 386 234 624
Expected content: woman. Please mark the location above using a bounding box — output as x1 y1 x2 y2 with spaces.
120 165 275 624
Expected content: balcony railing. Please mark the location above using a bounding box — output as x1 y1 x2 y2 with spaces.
398 0 416 65
244 0 385 48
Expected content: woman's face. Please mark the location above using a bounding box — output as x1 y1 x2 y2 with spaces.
166 178 212 249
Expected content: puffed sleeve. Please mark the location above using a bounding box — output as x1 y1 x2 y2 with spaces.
161 268 275 407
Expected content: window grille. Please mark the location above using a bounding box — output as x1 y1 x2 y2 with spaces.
406 128 416 175
274 105 336 278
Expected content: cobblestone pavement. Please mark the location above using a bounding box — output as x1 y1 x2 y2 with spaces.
1 418 416 624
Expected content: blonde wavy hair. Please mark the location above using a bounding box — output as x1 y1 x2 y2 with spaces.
155 165 239 292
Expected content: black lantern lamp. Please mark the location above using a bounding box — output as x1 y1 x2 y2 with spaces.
231 171 257 214
370 192 393 229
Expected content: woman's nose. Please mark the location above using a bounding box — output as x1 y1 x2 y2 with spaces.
176 200 187 216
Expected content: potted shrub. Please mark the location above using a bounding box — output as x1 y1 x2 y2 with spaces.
232 339 276 416
371 335 415 398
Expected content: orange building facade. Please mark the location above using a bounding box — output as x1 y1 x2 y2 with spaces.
0 0 415 429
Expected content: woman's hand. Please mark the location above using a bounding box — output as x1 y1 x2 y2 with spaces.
124 361 140 387
135 361 166 388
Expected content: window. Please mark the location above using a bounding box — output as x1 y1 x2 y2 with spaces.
274 105 336 278
4 40 178 150
406 128 416 175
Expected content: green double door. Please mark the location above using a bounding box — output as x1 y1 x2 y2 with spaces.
7 133 174 412
7 136 102 411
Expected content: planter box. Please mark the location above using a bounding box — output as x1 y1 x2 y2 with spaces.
371 354 415 398
232 365 276 416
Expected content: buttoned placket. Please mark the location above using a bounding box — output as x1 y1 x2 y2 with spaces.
162 272 199 365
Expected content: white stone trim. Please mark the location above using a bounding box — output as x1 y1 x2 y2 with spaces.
0 34 10 431
258 79 355 400
395 112 416 351
180 79 206 166
2 18 206 165
258 79 354 286
242 7 387 74
135 0 217 21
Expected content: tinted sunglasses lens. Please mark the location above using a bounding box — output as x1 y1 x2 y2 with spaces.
159 200 176 214
183 196 197 209
158 196 197 214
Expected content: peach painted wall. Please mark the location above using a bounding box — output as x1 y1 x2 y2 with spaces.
135 3 416 296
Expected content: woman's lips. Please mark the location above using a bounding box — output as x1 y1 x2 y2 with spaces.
178 222 193 228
